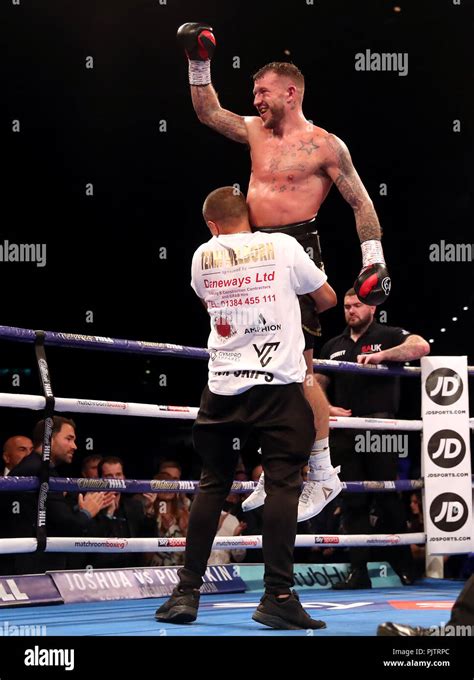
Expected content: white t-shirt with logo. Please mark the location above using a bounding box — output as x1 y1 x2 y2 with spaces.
191 231 327 395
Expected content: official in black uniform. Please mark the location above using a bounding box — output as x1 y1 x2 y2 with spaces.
315 288 430 589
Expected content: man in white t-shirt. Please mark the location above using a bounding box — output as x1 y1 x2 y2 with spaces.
156 187 337 630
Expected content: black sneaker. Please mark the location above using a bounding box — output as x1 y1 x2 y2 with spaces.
332 568 372 590
377 622 433 636
155 586 200 624
252 591 326 630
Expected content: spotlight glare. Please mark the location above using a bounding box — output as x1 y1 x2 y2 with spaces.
429 339 434 343
463 306 469 311
440 328 446 332
452 317 458 321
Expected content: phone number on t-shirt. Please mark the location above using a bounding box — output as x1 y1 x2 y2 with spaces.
219 295 276 307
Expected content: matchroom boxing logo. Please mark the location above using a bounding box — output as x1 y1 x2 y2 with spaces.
427 430 466 468
430 493 468 532
425 368 463 406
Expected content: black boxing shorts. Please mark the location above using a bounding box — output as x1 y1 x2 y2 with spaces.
253 217 324 350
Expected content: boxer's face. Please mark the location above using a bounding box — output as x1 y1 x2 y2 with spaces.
344 295 375 330
253 73 289 129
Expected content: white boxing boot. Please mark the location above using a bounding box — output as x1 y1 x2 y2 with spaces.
297 466 342 522
242 472 266 511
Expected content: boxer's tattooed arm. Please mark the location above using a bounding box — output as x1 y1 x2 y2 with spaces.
323 134 382 242
191 85 249 144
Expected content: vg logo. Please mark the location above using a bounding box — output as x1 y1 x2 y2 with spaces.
253 342 280 367
427 430 466 468
430 493 468 532
425 368 463 406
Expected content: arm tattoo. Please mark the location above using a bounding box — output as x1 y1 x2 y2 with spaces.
327 135 382 242
191 85 248 144
208 110 248 143
355 214 382 243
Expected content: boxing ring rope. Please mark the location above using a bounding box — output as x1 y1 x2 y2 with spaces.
0 391 428 429
0 533 426 556
1 393 473 431
1 324 473 377
0 476 431 495
0 324 471 567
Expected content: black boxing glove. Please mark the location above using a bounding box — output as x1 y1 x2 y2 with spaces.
177 22 216 86
354 240 391 306
177 22 216 60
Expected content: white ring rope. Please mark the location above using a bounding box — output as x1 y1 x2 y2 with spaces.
0 392 438 431
0 533 425 555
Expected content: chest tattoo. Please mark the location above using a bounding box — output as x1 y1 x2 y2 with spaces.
298 139 320 155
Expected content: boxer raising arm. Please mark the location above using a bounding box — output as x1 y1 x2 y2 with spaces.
177 22 387 290
177 22 389 522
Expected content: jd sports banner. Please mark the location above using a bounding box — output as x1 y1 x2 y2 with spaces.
421 356 473 555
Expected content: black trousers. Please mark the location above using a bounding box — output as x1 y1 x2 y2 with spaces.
253 219 324 348
331 428 413 572
179 382 315 594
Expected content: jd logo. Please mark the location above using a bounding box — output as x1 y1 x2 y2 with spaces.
425 368 463 405
427 430 466 468
430 493 468 532
253 342 280 367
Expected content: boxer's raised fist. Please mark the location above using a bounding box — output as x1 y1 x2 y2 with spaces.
177 22 216 61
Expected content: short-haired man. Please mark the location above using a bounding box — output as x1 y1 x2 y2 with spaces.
7 416 114 573
2 435 33 475
155 187 337 629
81 454 103 479
86 456 157 569
315 289 430 589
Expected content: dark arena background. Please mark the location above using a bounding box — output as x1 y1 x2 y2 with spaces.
2 0 473 671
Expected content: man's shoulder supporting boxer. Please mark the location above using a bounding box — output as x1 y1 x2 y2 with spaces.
191 230 327 396
191 230 326 295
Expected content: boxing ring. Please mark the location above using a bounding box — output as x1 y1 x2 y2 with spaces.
0 580 464 637
0 324 473 638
